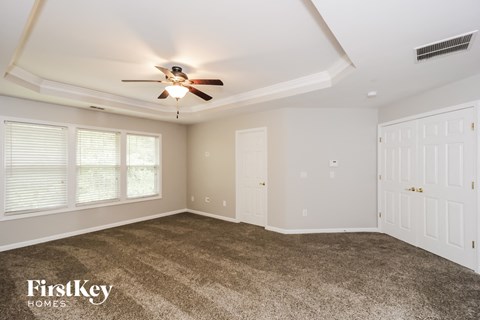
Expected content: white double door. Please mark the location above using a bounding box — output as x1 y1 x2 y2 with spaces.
380 108 477 269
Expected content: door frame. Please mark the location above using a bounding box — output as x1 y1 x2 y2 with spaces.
235 127 268 226
378 100 480 273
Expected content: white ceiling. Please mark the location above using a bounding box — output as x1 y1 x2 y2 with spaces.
1 0 480 123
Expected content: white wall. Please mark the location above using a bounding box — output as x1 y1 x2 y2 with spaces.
379 73 480 123
0 96 187 247
187 107 378 230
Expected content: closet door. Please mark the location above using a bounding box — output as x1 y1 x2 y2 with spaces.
417 108 476 269
380 121 418 246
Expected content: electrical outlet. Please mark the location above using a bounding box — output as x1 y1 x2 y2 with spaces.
223 200 227 207
191 196 194 202
329 160 339 167
302 209 308 217
204 196 210 203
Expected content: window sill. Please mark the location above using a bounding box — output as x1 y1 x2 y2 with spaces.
0 195 163 221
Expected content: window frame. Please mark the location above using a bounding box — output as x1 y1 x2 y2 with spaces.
4 121 69 215
0 116 162 221
76 127 121 206
126 133 161 200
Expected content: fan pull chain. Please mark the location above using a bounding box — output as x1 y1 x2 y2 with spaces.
176 98 180 119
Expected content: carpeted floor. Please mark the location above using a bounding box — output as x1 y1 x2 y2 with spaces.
1 213 479 320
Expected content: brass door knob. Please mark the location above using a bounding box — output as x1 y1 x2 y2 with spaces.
405 187 416 191
416 187 424 193
259 182 266 186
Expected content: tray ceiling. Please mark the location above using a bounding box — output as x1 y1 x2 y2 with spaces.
1 0 480 123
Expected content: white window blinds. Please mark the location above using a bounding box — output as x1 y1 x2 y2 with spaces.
76 129 120 204
5 121 68 214
127 134 159 198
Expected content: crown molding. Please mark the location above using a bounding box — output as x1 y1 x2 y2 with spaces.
189 70 331 113
5 65 180 114
189 55 353 113
5 56 353 115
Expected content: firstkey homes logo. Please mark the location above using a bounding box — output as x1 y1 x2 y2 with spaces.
27 279 113 308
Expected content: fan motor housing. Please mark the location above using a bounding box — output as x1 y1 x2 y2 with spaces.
170 66 188 81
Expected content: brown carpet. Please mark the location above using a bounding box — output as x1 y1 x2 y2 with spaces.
0 213 479 320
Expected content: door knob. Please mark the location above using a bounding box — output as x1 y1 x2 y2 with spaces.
405 187 416 191
416 187 424 193
259 182 266 186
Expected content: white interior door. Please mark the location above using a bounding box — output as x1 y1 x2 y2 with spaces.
381 121 418 246
380 107 477 270
236 128 267 226
417 108 476 269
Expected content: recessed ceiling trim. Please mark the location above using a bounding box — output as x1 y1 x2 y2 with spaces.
5 56 353 115
0 0 36 76
180 55 352 112
190 71 332 113
5 65 177 113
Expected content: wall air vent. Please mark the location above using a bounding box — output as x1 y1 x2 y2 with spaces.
415 30 477 62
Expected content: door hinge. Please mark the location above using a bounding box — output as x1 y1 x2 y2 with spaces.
379 174 382 180
473 241 476 249
379 212 382 218
471 122 475 131
379 137 382 143
472 181 475 190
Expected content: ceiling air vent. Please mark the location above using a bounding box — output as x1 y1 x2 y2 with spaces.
415 30 477 62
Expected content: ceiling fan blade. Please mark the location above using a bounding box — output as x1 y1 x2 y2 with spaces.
122 80 169 83
156 66 174 78
189 79 224 86
158 90 169 99
186 86 212 101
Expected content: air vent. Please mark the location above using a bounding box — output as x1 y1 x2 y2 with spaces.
415 30 477 62
89 105 105 111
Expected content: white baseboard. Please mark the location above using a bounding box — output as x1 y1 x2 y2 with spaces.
0 209 187 252
186 210 379 235
1 208 380 252
187 209 240 223
265 225 379 235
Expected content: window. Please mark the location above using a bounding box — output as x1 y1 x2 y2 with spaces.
76 129 120 205
127 134 159 198
5 121 68 214
2 118 161 218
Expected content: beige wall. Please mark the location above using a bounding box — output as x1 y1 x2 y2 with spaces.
284 108 378 229
0 96 187 247
379 73 480 123
187 107 378 230
3 71 478 245
1 94 380 246
187 108 289 227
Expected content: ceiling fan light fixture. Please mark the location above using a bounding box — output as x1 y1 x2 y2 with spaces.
166 84 188 99
122 66 222 101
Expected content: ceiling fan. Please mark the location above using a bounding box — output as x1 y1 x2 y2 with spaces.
121 66 223 102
